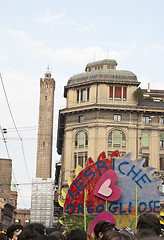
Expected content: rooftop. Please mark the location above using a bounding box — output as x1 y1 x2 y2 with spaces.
67 59 138 86
67 69 138 86
85 59 117 69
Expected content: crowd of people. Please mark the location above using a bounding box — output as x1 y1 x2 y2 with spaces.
0 213 163 240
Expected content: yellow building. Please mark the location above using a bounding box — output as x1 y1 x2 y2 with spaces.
57 59 164 187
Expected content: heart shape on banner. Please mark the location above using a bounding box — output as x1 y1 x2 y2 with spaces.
98 179 112 197
93 169 121 201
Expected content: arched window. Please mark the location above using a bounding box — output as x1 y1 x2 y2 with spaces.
75 130 88 148
108 130 126 147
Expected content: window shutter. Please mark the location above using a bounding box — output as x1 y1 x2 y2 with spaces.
87 88 90 100
77 90 79 102
79 131 84 146
115 87 121 98
108 132 112 145
123 87 127 99
113 130 121 145
160 133 164 141
122 132 126 146
142 132 149 147
110 86 113 98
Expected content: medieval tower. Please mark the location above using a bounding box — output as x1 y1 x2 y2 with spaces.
31 68 55 227
36 68 55 179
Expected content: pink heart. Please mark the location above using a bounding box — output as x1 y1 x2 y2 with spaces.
93 170 121 201
98 179 112 197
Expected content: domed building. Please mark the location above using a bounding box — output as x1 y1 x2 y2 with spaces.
57 59 164 187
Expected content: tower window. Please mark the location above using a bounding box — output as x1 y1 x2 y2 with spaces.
45 96 47 100
160 133 164 148
43 142 45 146
142 155 149 167
108 130 126 147
114 114 121 122
77 90 79 102
160 156 164 170
142 132 149 148
109 86 113 99
160 117 164 124
142 116 150 124
77 88 90 102
81 89 86 101
74 152 88 168
87 88 90 100
123 87 127 100
115 87 121 100
78 115 84 123
75 131 88 148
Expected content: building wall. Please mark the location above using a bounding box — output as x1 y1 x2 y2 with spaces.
61 106 164 185
58 60 164 186
10 191 18 208
14 209 30 226
66 83 138 108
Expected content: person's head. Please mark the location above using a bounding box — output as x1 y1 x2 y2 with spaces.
137 213 161 236
94 221 115 239
23 223 46 236
6 224 23 240
65 228 87 240
18 229 39 240
50 231 65 240
136 229 160 240
36 236 58 240
101 230 125 240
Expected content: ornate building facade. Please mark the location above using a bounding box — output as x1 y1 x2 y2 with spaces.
57 59 164 187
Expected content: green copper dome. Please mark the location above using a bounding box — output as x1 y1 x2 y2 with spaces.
67 70 138 85
86 59 117 69
67 59 138 86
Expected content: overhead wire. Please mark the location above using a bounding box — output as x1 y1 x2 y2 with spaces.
0 73 31 183
0 73 31 208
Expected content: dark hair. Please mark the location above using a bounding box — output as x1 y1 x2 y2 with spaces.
137 213 161 236
65 228 87 240
36 236 58 240
50 231 65 240
94 221 115 239
6 224 23 239
102 231 125 240
136 229 160 240
18 229 39 240
23 223 46 236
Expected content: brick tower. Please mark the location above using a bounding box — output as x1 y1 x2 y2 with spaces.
36 68 55 179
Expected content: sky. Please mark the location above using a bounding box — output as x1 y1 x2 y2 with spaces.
1 0 164 209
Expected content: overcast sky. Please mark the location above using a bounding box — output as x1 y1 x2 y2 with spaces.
1 0 164 209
